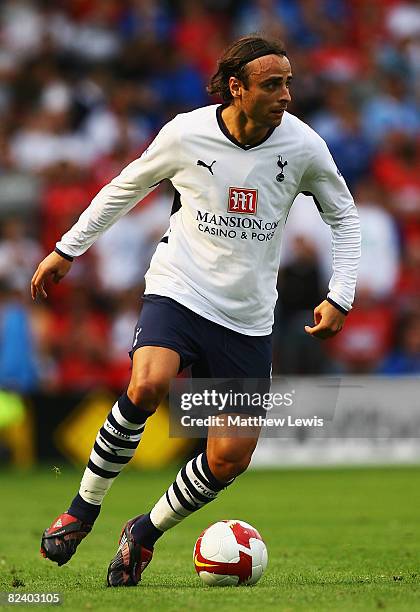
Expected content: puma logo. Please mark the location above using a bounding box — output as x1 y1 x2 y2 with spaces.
133 327 142 347
197 159 216 175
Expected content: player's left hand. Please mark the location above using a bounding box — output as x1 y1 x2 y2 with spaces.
304 299 346 339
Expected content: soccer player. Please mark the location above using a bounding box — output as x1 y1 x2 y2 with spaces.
31 35 361 586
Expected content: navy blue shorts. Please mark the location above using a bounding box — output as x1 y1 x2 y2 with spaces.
131 295 272 380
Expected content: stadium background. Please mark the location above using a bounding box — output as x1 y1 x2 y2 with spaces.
0 0 419 469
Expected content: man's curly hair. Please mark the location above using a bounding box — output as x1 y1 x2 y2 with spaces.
207 35 287 102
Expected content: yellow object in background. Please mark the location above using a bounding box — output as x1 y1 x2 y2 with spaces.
55 390 193 469
0 390 34 467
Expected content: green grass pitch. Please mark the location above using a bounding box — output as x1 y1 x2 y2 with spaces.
0 465 419 611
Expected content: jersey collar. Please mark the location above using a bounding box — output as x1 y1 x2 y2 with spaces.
216 103 276 150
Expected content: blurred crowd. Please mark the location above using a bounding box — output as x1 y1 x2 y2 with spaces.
0 0 419 393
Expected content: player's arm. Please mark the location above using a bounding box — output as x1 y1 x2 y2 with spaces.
31 119 180 300
304 299 346 339
31 250 73 300
299 133 361 339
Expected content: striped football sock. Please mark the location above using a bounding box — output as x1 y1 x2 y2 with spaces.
67 393 151 524
142 452 230 539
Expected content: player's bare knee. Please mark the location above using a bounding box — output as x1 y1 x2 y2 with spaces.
127 379 167 412
208 454 251 482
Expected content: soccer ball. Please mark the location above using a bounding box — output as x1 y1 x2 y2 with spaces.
193 519 268 586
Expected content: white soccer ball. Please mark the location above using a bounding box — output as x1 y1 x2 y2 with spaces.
193 519 268 586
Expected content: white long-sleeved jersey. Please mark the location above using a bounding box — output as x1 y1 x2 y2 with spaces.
57 104 361 336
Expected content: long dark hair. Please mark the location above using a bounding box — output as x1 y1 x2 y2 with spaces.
207 35 287 102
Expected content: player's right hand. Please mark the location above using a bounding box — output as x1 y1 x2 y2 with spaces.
31 251 73 300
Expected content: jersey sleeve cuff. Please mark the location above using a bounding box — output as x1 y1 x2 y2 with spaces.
54 247 74 262
326 296 349 316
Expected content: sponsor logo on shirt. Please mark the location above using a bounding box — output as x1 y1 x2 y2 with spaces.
195 209 279 241
228 188 258 215
197 159 216 175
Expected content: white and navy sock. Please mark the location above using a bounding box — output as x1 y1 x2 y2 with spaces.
132 452 230 548
68 393 151 524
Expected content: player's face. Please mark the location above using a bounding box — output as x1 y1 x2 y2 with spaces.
234 55 292 127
